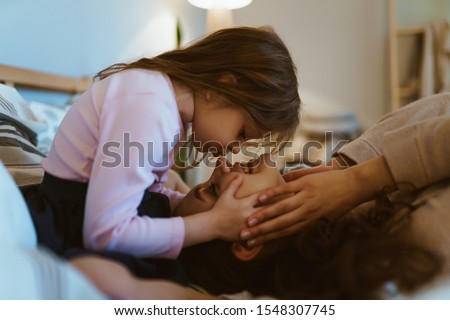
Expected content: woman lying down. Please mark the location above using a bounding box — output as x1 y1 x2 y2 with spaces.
2 151 445 299
174 155 446 299
80 152 444 299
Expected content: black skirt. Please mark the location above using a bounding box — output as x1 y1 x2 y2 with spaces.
20 172 189 284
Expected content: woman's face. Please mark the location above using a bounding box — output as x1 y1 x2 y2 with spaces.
174 153 285 217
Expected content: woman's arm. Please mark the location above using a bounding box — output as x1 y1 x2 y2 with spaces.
240 156 395 246
335 93 450 165
382 115 450 189
242 97 450 246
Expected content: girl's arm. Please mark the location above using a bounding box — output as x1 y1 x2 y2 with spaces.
70 256 219 299
84 80 186 259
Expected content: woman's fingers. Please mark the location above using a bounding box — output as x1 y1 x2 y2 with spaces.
283 165 333 182
243 219 309 247
247 194 303 228
257 180 301 203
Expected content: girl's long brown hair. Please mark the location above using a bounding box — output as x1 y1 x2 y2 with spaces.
95 26 301 148
179 190 442 299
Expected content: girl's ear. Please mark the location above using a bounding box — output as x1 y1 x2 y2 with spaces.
231 243 263 261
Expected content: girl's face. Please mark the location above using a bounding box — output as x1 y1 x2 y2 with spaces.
191 91 262 156
174 153 285 217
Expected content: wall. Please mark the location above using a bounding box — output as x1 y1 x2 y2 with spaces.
0 0 450 127
0 0 203 78
2 0 446 127
396 0 449 27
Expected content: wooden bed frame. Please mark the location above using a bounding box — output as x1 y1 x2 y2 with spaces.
0 64 91 93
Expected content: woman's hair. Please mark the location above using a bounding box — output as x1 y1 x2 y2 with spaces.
179 189 442 299
95 26 300 149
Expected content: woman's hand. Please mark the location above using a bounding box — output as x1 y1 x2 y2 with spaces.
240 156 395 246
282 165 335 182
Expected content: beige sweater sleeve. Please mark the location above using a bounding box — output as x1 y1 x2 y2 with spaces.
336 93 450 188
382 115 450 188
337 93 450 163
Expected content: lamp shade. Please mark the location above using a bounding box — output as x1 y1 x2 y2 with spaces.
187 0 252 10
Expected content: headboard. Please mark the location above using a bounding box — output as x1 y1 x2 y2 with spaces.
0 64 91 93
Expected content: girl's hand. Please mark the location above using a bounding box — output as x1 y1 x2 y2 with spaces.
210 174 260 242
183 174 259 247
240 156 395 246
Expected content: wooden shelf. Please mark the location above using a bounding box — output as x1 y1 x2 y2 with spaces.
388 0 425 110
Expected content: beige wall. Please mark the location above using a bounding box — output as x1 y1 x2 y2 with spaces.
396 0 449 27
3 0 446 129
233 0 389 130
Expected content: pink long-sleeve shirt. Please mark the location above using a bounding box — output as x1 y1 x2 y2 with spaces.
42 69 186 259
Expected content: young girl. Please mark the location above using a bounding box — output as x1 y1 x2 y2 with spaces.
21 26 301 279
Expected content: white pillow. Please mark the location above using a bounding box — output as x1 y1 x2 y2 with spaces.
29 101 69 155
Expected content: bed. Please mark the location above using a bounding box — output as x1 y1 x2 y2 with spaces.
0 64 91 187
